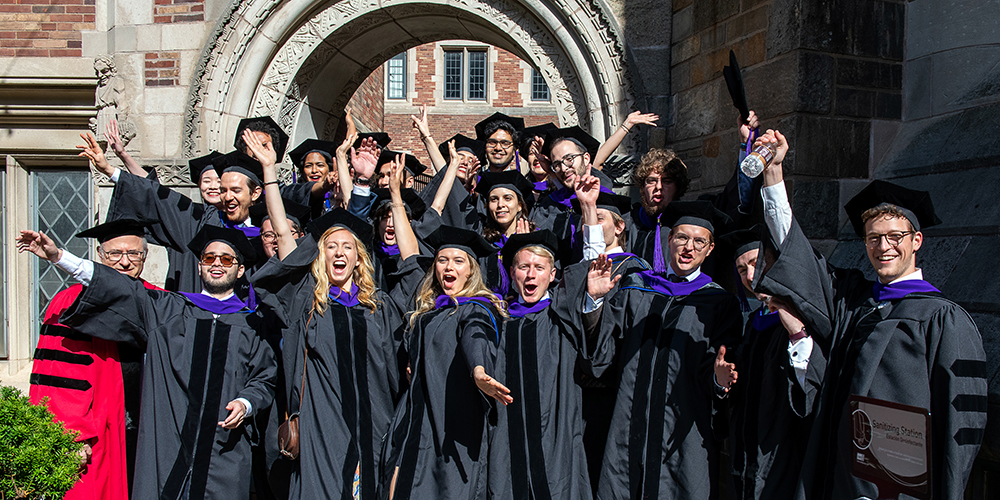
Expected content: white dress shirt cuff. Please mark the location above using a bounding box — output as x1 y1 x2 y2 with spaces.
352 185 371 197
54 250 94 286
109 168 122 184
583 293 604 314
582 224 606 261
788 336 814 388
761 181 792 245
235 397 253 417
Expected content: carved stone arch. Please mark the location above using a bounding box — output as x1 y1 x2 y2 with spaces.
183 0 639 157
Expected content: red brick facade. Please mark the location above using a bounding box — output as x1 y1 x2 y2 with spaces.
145 51 180 86
0 0 95 57
154 0 204 23
347 66 385 133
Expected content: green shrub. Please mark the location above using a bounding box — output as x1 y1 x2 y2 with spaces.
0 385 83 499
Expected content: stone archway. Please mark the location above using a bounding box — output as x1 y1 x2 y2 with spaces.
183 0 639 157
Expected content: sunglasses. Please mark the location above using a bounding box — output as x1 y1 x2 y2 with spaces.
199 253 238 268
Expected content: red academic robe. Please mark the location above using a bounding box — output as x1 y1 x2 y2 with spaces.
30 280 160 500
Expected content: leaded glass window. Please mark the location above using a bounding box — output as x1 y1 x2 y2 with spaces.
444 51 463 99
387 53 407 99
33 170 91 346
531 69 550 101
468 51 487 100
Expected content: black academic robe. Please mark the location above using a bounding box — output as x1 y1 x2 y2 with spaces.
755 218 988 500
59 264 277 500
417 167 483 230
489 262 594 500
380 298 502 500
105 171 313 293
531 192 576 243
622 203 657 261
252 237 420 500
581 274 742 500
725 309 811 500
576 253 650 493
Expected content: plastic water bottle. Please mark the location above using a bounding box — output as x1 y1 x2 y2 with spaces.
740 143 775 178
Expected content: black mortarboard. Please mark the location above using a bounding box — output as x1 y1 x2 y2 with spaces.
661 200 733 235
723 50 751 121
288 139 336 168
474 171 537 214
187 225 257 267
235 116 289 161
188 151 223 185
76 217 157 243
377 150 428 177
371 187 427 221
439 134 486 165
306 207 374 245
249 199 312 229
353 132 392 150
426 225 498 259
518 122 559 157
843 180 942 237
475 112 526 142
541 125 601 158
212 151 264 186
571 190 633 217
500 230 559 269
719 224 770 260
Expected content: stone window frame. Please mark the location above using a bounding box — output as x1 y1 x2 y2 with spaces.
437 43 492 104
530 68 550 102
386 52 407 100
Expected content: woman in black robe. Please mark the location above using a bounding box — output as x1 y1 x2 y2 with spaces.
473 170 536 295
250 140 422 499
380 226 509 500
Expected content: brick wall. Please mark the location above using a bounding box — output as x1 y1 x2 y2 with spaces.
413 44 435 106
0 0 95 57
154 0 205 23
347 67 385 134
493 48 524 107
145 51 180 86
668 0 904 238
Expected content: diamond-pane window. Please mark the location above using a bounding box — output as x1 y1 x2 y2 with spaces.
444 51 463 99
387 53 407 99
468 51 487 100
33 170 91 347
531 69 550 101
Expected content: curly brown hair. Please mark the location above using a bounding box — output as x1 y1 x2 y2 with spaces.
633 148 690 201
861 205 916 232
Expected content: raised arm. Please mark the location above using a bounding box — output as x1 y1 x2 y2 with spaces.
77 132 116 179
388 154 419 260
244 128 296 260
105 119 146 177
335 131 357 197
412 105 445 172
591 111 659 169
430 140 461 216
575 173 605 260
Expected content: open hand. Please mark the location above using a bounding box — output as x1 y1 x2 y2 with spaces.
624 110 659 128
242 128 277 168
77 132 113 176
586 254 621 299
105 119 125 155
351 137 379 180
714 346 737 391
411 104 431 139
219 399 247 429
574 173 601 207
15 230 62 262
473 366 513 405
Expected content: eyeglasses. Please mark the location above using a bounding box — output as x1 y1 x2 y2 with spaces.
671 233 711 251
199 253 238 268
261 231 301 242
100 249 146 263
864 231 914 248
485 139 513 149
550 153 585 171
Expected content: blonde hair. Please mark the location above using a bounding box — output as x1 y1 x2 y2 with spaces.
509 245 555 271
408 252 508 329
310 227 379 314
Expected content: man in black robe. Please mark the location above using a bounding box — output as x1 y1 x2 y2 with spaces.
18 224 276 500
579 200 742 500
752 129 987 499
475 112 526 173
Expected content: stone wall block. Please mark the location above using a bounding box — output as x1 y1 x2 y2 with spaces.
670 82 718 142
742 51 832 118
791 179 841 238
779 115 870 179
631 46 672 96
671 5 693 42
692 0 739 34
619 0 673 47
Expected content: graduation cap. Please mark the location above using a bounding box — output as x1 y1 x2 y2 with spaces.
843 180 942 237
570 190 633 217
518 122 559 157
212 151 264 186
76 217 158 243
541 125 601 158
475 112 526 142
248 199 312 229
438 134 486 165
723 50 750 121
474 171 537 215
426 225 498 259
288 139 336 168
306 207 374 245
187 225 257 267
235 116 289 161
188 151 223 185
718 224 771 261
661 200 733 235
376 150 428 177
371 187 427 221
352 132 392 150
500 230 560 269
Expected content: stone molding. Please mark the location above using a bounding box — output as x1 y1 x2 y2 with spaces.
183 0 640 158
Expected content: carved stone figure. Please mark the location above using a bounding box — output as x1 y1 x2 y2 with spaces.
90 55 136 146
